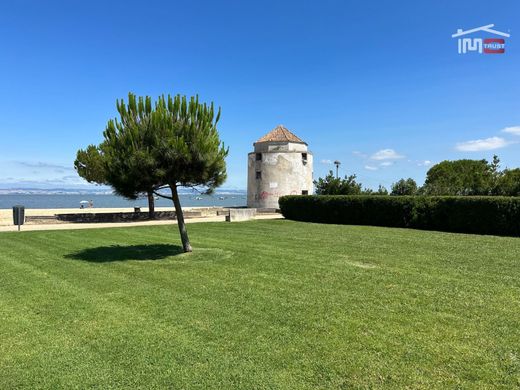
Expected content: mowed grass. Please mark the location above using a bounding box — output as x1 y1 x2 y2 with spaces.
1 220 520 389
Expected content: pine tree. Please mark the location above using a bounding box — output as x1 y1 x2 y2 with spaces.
75 95 158 219
101 93 228 252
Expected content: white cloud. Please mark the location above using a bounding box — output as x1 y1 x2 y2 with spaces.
364 165 378 171
417 160 432 166
14 161 72 170
502 126 520 135
455 136 511 152
320 159 332 164
370 149 404 161
380 161 393 167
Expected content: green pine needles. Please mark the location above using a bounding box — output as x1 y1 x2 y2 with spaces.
75 93 229 252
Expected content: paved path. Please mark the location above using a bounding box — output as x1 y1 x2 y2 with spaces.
0 214 283 233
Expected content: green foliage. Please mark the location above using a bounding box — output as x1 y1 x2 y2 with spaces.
377 185 389 195
391 178 418 196
98 93 228 252
279 195 520 236
495 168 520 196
74 145 107 185
423 155 520 196
423 158 493 195
149 94 228 190
100 94 159 200
314 171 389 195
74 96 159 219
490 154 502 186
312 155 520 198
314 170 362 195
102 94 228 194
363 184 388 195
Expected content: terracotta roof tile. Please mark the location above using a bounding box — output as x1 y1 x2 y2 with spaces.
255 125 306 144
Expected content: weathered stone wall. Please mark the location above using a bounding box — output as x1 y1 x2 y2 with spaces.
247 142 313 208
225 208 257 222
56 211 201 223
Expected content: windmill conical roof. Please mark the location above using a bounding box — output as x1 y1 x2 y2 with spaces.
255 125 306 144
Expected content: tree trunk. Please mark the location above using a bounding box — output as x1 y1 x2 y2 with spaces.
170 184 192 252
147 190 155 219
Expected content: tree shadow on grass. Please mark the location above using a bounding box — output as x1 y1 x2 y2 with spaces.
65 244 184 263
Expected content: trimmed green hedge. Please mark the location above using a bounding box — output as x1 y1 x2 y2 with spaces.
279 195 520 236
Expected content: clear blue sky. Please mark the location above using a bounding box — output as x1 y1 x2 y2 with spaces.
1 0 519 190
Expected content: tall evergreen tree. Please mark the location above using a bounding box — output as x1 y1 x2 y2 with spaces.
102 93 228 252
74 96 158 218
74 145 107 185
101 94 158 218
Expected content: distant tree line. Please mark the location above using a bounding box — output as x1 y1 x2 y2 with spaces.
314 156 520 196
314 171 389 196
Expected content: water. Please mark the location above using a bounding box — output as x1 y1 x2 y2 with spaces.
0 194 246 209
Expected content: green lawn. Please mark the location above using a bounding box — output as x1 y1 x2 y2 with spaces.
1 220 520 389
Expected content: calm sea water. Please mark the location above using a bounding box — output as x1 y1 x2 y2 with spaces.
0 194 246 209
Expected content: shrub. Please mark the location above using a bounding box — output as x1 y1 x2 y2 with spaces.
391 178 418 196
279 195 520 237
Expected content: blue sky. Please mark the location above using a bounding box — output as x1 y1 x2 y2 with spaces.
0 0 519 190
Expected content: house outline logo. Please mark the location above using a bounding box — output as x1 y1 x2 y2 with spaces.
452 24 510 54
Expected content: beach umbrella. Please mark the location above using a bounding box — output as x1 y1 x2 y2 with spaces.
79 200 89 204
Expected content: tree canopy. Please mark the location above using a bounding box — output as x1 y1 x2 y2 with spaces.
314 171 389 195
391 178 418 196
313 156 520 197
495 169 520 196
74 145 107 185
421 155 520 196
76 93 228 252
314 171 363 195
74 96 158 218
422 159 493 196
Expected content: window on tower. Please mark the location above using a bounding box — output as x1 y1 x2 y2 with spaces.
302 190 309 195
302 153 308 164
255 171 262 179
256 153 262 161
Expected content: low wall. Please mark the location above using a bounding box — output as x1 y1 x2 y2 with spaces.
256 208 280 214
225 208 256 222
56 210 201 223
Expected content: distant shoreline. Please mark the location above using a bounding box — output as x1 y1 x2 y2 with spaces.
0 193 247 210
0 189 246 195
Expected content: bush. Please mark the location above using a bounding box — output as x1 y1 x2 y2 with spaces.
279 195 520 237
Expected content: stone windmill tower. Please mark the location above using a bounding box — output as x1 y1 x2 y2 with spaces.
247 125 313 209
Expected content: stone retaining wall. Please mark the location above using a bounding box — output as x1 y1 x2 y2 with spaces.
56 211 202 223
225 208 257 222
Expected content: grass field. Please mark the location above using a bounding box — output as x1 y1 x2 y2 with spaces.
1 220 520 388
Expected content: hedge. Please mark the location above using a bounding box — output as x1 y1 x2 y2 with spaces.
278 195 520 237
